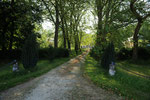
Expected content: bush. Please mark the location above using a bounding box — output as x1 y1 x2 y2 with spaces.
21 34 39 71
0 49 22 60
39 46 69 60
101 43 115 69
38 48 49 59
138 47 150 60
116 48 132 60
89 46 102 61
116 47 150 60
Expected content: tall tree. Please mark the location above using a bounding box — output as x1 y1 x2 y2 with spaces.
130 0 150 60
41 0 60 48
95 0 127 47
0 0 42 50
59 0 66 48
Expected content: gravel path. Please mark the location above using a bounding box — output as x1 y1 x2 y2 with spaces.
0 52 122 100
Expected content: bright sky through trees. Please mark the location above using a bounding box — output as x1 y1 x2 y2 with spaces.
42 9 95 34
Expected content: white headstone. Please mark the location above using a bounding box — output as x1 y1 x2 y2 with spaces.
109 62 116 76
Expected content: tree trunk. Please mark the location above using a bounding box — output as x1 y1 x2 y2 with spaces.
61 17 66 48
67 39 71 50
54 0 59 48
132 20 142 60
64 18 71 50
96 0 103 45
130 0 150 60
75 38 78 54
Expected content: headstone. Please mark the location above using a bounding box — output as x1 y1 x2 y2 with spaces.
12 60 19 72
109 62 116 76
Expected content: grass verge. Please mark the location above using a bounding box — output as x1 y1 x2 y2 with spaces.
0 57 70 92
83 55 150 100
117 60 150 76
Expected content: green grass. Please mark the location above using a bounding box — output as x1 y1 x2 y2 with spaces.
84 55 150 100
0 57 70 92
117 60 150 76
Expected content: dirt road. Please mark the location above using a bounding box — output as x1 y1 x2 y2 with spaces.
0 52 122 100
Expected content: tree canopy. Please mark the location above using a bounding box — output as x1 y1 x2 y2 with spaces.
0 0 150 60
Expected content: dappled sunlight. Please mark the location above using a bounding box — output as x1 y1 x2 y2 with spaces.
116 61 150 77
0 0 150 99
71 59 80 64
86 66 97 70
120 68 148 79
85 62 98 73
70 66 80 74
97 74 107 81
66 74 76 79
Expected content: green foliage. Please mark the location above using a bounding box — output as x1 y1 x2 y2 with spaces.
140 21 150 44
0 49 22 60
89 46 102 61
0 0 43 51
118 60 150 76
84 55 150 100
81 33 95 46
116 48 132 60
21 34 38 71
40 46 69 60
48 46 69 60
137 47 150 60
101 43 115 69
116 47 150 60
39 47 83 60
37 29 54 48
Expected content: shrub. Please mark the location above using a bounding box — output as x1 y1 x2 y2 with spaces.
55 48 69 58
0 49 22 60
39 46 69 60
116 47 150 60
89 46 102 61
38 48 49 59
116 48 132 60
101 43 115 69
21 34 39 71
138 47 150 60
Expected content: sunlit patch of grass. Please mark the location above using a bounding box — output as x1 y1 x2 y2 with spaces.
117 60 150 76
0 57 70 92
84 55 150 100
